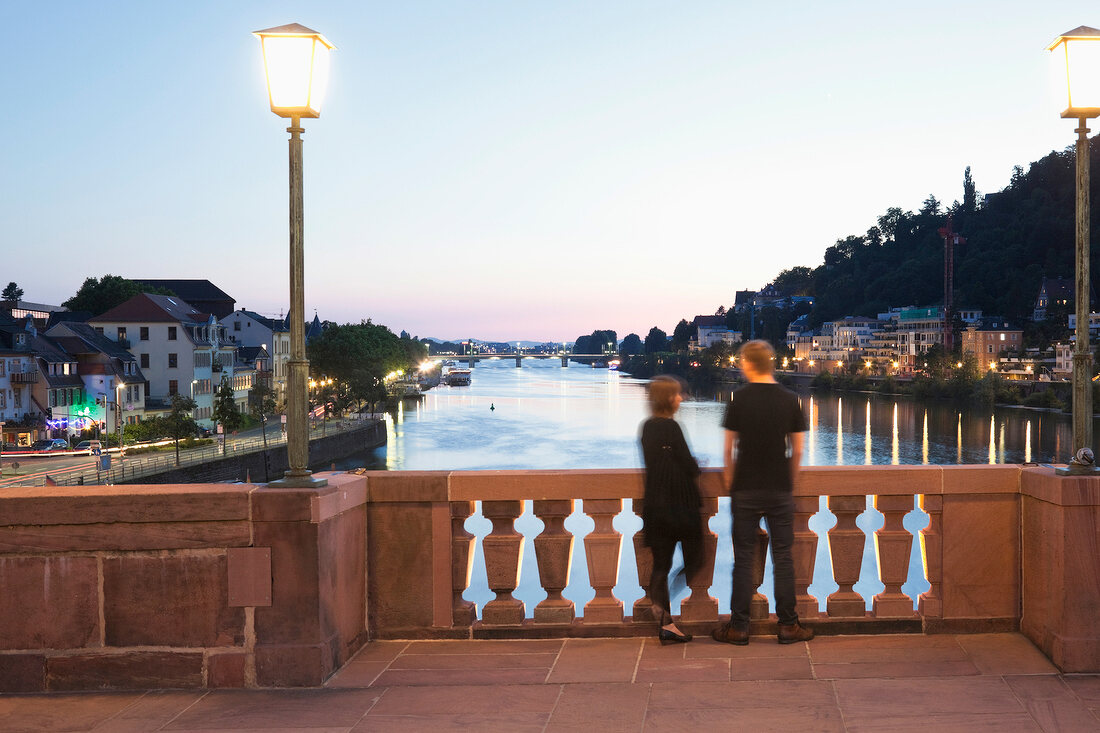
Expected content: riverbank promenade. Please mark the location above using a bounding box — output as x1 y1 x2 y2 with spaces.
2 632 1097 731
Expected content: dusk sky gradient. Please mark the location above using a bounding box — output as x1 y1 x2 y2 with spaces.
4 1 1098 341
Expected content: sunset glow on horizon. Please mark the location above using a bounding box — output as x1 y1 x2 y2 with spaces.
4 1 1096 342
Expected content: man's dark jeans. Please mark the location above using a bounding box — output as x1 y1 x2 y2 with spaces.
729 489 799 630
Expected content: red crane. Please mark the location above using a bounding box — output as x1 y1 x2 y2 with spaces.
938 216 966 353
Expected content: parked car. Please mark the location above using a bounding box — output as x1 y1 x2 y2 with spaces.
73 440 102 454
1 441 20 452
31 439 71 452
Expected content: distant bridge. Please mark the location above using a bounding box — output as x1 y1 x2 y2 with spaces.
426 353 617 368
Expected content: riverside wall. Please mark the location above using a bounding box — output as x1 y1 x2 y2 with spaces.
117 421 385 485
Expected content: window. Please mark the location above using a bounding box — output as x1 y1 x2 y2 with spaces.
48 390 57 407
988 345 993 354
168 353 178 368
140 327 149 341
13 388 21 408
1000 334 1006 341
168 326 177 341
117 327 127 342
234 321 241 331
168 380 178 396
140 353 149 369
0 361 4 377
94 327 104 335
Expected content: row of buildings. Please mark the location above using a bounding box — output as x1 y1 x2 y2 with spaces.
687 276 1091 380
0 280 319 448
785 307 1036 375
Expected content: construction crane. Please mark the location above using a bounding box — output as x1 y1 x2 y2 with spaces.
938 216 966 353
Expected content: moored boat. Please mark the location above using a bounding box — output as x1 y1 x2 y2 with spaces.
445 369 472 386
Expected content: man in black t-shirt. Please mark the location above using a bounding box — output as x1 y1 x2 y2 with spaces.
712 340 814 646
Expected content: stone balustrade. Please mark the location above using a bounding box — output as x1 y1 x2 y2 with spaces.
370 465 1026 640
1 464 1098 692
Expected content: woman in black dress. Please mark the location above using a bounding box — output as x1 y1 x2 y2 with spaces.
639 376 704 644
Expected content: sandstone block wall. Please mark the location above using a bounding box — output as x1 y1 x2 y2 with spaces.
0 473 369 691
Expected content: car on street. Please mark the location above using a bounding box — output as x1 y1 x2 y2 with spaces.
74 440 103 454
1 441 20 452
32 439 71 452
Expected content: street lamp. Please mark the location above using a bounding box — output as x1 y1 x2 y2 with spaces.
1049 26 1100 474
255 23 334 488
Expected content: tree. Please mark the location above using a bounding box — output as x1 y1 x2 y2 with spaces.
213 376 242 455
2 282 23 302
770 266 815 295
919 194 941 217
644 327 668 354
671 319 694 352
620 333 643 355
963 166 977 213
165 394 198 466
399 331 428 366
590 329 618 354
248 381 277 479
308 321 417 410
63 275 173 316
573 330 617 354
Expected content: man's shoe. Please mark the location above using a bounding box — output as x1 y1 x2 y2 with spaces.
777 623 814 644
711 623 750 646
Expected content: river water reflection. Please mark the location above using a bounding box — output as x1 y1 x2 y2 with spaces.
343 360 1081 618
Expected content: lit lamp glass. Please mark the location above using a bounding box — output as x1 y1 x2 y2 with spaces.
254 23 334 118
1048 26 1100 118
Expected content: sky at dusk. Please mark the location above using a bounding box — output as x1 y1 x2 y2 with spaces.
4 1 1098 342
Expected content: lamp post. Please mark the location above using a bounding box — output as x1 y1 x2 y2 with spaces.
1049 26 1100 474
255 23 334 488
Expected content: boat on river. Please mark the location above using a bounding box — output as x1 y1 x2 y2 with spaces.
445 369 472 386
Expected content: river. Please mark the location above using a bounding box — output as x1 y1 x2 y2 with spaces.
335 359 1079 618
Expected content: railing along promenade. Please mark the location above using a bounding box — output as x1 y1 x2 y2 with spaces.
0 464 1097 692
0 419 367 488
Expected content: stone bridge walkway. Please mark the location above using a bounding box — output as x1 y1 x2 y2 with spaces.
2 633 1097 732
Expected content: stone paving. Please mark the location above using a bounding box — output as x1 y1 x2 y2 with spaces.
1 633 1097 732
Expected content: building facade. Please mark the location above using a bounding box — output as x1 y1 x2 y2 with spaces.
89 294 237 429
895 307 945 368
961 319 1024 372
222 309 289 408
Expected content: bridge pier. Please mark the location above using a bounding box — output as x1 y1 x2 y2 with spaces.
561 355 568 367
467 356 476 368
515 356 522 368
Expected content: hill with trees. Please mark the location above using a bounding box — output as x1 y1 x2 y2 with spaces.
570 140 1100 380
765 140 1100 330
